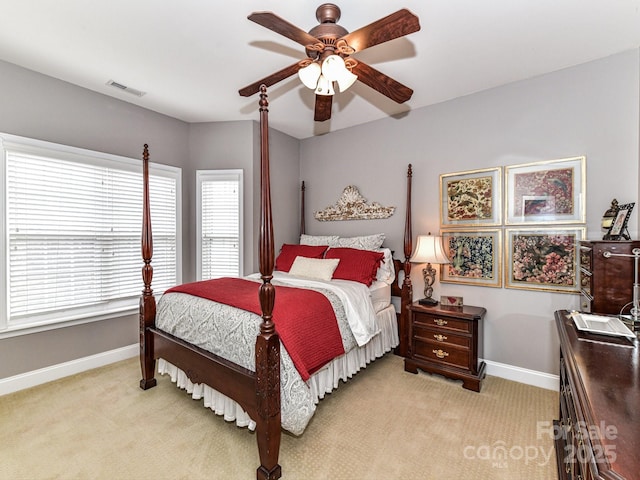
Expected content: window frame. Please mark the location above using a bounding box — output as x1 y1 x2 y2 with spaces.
0 133 182 338
196 169 243 280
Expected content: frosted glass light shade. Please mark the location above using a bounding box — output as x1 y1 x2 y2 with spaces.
298 62 321 89
336 69 358 92
314 74 335 96
321 55 357 92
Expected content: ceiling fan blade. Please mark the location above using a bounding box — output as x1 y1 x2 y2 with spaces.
248 12 320 47
314 95 333 122
340 9 420 52
351 61 413 104
238 61 302 97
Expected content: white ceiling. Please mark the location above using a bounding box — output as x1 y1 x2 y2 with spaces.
1 1 639 139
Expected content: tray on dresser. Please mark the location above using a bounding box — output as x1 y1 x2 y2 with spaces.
570 311 636 339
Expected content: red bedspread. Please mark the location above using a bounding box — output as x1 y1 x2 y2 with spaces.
165 277 345 381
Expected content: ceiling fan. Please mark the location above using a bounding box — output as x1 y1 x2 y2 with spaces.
238 3 420 122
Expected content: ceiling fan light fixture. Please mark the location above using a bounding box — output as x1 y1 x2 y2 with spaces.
298 62 321 89
335 69 358 92
314 74 335 96
320 55 346 81
321 54 357 92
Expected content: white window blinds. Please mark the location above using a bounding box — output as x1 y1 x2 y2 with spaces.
197 170 243 279
1 135 181 331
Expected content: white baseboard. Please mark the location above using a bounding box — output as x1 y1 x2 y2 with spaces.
1 347 559 396
0 344 138 396
483 359 559 391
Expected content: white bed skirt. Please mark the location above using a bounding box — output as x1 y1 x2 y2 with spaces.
157 304 398 433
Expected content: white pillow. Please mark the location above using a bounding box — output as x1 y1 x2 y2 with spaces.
300 234 339 246
288 256 340 281
375 248 396 285
336 234 385 250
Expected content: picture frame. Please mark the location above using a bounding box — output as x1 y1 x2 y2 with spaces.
440 229 502 288
505 227 585 293
505 156 585 225
440 167 502 227
603 202 634 241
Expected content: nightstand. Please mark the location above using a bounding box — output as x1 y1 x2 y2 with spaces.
404 302 486 392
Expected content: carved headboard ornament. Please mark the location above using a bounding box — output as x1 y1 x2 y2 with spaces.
314 185 395 221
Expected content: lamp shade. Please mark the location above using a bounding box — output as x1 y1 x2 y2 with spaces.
321 55 357 92
335 69 358 92
410 234 450 264
314 74 335 96
298 62 321 89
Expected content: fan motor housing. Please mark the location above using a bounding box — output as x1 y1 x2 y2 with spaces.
309 3 348 41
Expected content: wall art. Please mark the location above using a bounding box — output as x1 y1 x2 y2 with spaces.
505 156 585 225
440 229 502 288
505 227 585 293
314 185 395 221
440 167 502 227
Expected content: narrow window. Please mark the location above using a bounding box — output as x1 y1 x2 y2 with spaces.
197 170 243 280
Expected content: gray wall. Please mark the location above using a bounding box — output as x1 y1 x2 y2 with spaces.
0 60 189 378
2 48 639 380
187 120 300 277
0 60 300 379
300 49 640 375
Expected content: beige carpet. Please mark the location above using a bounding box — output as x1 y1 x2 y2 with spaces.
0 354 558 480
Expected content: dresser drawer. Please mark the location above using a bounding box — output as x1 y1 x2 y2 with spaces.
412 312 472 334
412 337 471 370
579 246 592 271
413 324 471 349
580 293 592 313
579 268 592 295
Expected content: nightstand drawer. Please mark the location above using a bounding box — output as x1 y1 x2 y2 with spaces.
413 338 470 370
405 303 486 391
413 324 470 349
412 313 471 334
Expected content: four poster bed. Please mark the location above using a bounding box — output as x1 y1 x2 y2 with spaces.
139 86 414 480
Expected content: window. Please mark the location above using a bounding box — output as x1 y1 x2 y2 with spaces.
0 133 181 335
197 170 243 279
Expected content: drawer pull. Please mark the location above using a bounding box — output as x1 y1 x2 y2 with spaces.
433 334 448 342
433 318 448 326
432 349 449 359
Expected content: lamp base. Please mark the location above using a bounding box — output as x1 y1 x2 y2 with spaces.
418 297 439 306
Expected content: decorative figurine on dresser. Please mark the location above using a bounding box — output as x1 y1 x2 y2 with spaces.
404 302 485 392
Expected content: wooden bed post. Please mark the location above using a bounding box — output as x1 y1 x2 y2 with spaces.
254 85 282 480
300 181 306 236
396 164 413 357
139 144 157 390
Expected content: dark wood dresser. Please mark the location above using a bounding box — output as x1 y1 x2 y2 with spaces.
404 303 485 392
579 240 640 314
554 310 640 480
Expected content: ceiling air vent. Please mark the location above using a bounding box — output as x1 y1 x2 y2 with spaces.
106 79 146 97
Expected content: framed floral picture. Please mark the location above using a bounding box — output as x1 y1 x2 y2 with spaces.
440 229 502 287
440 167 502 227
505 156 585 225
505 227 585 293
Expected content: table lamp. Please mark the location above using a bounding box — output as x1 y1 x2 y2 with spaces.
410 233 450 306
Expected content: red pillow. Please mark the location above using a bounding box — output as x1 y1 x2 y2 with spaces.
275 244 328 272
325 247 385 286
